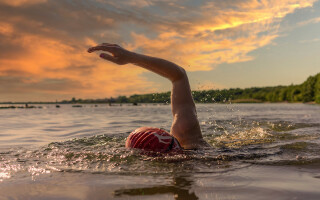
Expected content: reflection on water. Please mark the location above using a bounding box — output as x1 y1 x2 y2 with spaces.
114 174 198 200
0 103 320 199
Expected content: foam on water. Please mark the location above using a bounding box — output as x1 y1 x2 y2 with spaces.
0 103 320 199
1 119 319 182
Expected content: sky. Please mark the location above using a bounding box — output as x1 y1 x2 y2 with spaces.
0 0 319 102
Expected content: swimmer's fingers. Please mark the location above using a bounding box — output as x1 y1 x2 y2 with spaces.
101 43 119 46
99 53 117 63
87 45 114 53
88 43 131 65
100 53 129 65
88 43 121 53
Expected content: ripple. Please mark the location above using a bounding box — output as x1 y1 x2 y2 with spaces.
1 103 320 188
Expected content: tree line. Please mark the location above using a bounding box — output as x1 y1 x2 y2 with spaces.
64 72 320 104
3 73 319 105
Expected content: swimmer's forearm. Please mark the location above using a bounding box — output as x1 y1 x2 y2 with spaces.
128 52 187 82
88 43 186 82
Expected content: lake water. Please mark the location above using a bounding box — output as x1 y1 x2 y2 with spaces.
0 103 320 200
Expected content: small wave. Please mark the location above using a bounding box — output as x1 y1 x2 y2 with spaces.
0 134 250 181
130 120 153 124
211 127 273 148
265 121 319 132
1 118 320 182
247 158 320 166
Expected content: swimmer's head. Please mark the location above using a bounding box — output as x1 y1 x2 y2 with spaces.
125 127 182 153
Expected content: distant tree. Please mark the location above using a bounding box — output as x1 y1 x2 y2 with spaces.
302 76 316 102
279 88 287 101
314 73 320 104
117 96 128 103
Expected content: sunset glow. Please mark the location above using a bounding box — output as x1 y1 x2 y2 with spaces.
0 0 319 101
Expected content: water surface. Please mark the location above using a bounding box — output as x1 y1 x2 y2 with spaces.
0 103 319 199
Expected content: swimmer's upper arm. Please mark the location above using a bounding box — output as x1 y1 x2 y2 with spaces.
170 69 195 113
169 72 204 149
170 105 202 149
171 105 199 132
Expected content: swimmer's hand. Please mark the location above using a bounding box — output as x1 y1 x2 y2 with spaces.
87 43 132 65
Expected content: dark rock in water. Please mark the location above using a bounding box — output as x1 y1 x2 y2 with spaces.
0 106 16 109
133 102 138 106
25 104 36 108
72 105 82 108
56 105 60 108
0 105 40 109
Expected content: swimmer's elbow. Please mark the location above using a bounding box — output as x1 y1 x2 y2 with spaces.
171 66 187 82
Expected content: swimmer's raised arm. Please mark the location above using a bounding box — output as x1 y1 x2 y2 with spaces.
88 43 184 82
88 43 210 149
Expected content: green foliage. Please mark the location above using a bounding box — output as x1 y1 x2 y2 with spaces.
316 95 320 104
301 76 316 102
315 74 320 104
56 72 320 105
128 92 170 103
117 96 128 103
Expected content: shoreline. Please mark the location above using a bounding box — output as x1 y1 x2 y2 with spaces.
0 101 317 105
0 101 318 110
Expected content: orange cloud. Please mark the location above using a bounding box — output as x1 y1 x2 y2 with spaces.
0 22 14 36
0 0 47 7
0 0 317 101
0 29 154 101
128 0 315 71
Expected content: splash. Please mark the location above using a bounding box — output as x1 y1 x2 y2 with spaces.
213 127 273 148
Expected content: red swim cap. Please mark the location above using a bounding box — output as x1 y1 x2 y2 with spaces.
125 127 181 153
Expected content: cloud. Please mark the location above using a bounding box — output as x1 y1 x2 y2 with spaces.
0 0 47 7
0 0 317 101
0 0 160 101
111 0 154 8
127 0 315 71
297 16 320 26
0 24 153 101
299 38 320 43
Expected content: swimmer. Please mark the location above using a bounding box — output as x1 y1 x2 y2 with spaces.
88 43 211 152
